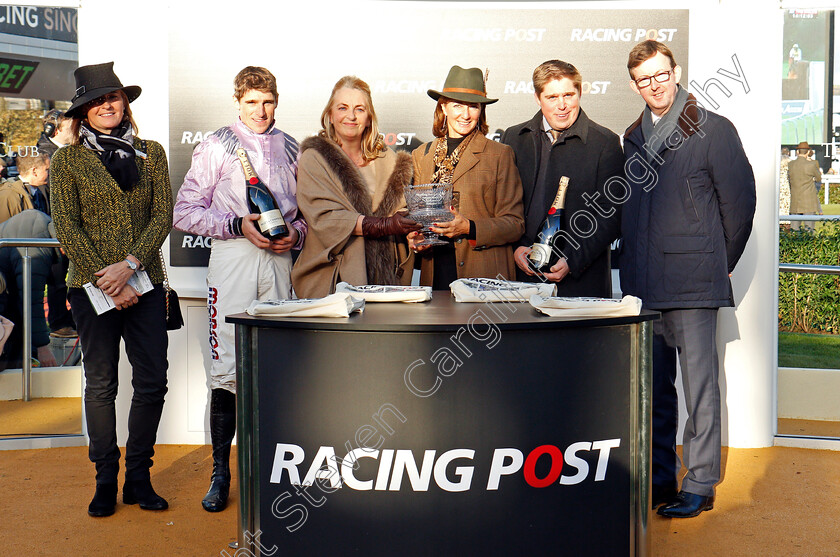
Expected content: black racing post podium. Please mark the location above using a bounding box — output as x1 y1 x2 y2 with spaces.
228 294 655 556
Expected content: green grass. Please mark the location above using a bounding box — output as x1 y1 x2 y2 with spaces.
804 204 840 232
778 332 840 368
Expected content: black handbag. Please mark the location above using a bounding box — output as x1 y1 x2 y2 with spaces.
159 250 184 330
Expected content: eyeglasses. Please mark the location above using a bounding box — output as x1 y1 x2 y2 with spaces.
634 70 672 89
86 92 122 108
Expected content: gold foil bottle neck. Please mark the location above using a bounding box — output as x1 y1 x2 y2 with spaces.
236 148 257 180
551 176 570 211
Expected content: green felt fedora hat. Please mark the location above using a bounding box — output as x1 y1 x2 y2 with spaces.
428 65 497 104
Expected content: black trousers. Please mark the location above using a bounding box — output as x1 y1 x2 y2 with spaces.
68 285 169 485
47 254 75 331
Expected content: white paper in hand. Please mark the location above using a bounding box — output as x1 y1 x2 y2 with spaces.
83 269 154 315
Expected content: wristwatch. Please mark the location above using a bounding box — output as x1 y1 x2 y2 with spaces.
124 258 138 271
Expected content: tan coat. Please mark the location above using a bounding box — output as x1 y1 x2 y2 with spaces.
292 138 414 298
412 133 525 284
0 179 34 223
788 155 822 214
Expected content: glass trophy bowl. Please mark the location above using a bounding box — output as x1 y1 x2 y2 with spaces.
404 183 455 247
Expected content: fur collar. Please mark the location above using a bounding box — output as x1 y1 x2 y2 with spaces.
301 135 413 285
300 135 411 216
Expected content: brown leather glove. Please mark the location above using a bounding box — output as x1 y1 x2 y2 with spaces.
361 211 422 238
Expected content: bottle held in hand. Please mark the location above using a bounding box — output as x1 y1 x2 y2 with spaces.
236 148 289 239
529 176 569 270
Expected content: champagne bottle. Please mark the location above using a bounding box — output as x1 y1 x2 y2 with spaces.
236 148 289 238
528 176 569 270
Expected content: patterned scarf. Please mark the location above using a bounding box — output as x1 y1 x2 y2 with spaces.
430 129 476 183
80 121 139 191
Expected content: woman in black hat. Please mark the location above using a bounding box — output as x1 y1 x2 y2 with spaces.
411 66 524 287
50 62 173 517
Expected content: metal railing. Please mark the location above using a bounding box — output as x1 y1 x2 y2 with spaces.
821 176 840 205
0 237 61 402
779 214 840 275
780 214 840 221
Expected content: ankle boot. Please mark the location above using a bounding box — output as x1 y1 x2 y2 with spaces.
124 477 168 510
202 388 236 512
88 482 117 517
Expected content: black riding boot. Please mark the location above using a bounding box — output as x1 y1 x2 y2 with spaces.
202 388 236 512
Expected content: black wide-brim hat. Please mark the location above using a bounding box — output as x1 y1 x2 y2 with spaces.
65 62 141 118
428 65 497 105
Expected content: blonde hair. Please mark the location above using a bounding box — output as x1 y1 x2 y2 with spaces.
234 66 278 101
318 76 384 163
16 152 48 176
533 60 582 96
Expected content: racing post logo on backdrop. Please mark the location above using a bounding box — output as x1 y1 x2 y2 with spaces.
269 439 622 493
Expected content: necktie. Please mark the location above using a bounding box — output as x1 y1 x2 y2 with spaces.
32 188 47 213
549 129 561 143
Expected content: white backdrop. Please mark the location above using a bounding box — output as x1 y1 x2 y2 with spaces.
165 4 688 266
74 0 780 449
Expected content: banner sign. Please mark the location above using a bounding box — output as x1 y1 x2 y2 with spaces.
248 319 638 554
0 57 37 94
168 5 688 266
0 6 77 43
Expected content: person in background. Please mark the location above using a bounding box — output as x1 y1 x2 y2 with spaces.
50 62 173 517
37 109 75 159
173 66 306 513
620 40 755 518
0 133 11 180
501 60 623 296
0 314 13 354
37 111 79 339
788 141 822 232
779 147 791 218
292 75 418 298
410 65 524 287
0 209 59 369
0 152 76 338
0 153 50 222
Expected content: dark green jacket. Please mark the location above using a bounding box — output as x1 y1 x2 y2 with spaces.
49 139 173 288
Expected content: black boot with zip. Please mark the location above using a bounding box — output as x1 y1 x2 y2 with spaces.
202 388 236 512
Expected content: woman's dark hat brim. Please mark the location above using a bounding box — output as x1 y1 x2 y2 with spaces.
427 65 497 105
428 88 498 104
65 62 141 118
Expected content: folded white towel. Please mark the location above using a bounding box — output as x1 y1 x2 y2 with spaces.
247 293 365 318
528 295 642 319
450 278 556 302
335 282 432 303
